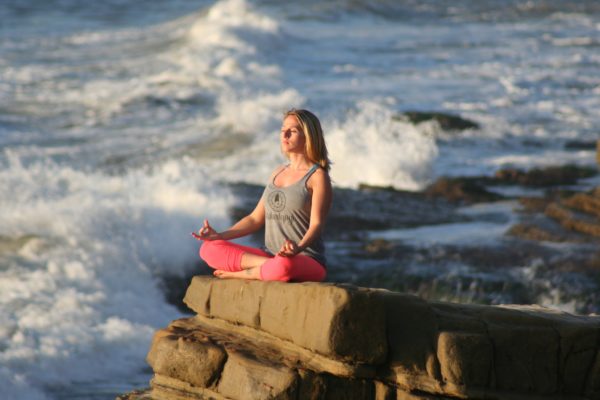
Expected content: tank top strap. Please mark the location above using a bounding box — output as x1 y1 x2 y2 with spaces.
301 164 320 185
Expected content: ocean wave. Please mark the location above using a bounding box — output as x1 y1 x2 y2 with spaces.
0 152 232 397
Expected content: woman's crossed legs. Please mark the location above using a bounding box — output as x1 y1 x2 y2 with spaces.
199 240 326 282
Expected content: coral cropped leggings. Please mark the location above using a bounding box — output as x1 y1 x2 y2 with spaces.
199 240 326 282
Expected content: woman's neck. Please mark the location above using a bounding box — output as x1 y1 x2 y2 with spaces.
287 154 311 171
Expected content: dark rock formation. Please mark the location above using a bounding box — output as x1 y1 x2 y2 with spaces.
423 177 502 204
508 186 600 244
423 165 598 205
564 140 598 150
495 165 597 187
396 111 480 131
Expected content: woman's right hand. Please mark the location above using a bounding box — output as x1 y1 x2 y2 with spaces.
191 219 222 241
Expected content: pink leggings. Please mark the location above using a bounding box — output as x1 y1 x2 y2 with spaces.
199 240 326 282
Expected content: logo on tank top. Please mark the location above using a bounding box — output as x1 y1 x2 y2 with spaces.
267 190 286 212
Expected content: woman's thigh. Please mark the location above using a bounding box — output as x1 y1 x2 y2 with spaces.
200 240 270 271
260 254 326 282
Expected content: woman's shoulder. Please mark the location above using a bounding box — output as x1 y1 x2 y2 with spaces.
307 165 331 187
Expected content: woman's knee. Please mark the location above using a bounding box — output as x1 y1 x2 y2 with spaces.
261 256 293 282
199 239 226 263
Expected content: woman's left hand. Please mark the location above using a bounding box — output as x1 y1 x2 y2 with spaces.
277 239 300 257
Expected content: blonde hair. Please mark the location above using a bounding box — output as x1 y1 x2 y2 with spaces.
284 108 331 172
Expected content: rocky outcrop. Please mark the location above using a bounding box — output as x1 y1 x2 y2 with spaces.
494 165 597 187
423 165 597 205
423 165 598 203
423 177 502 204
122 277 600 400
508 186 600 243
396 112 480 131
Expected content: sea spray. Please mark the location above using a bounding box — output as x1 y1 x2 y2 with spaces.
0 154 232 398
328 101 438 190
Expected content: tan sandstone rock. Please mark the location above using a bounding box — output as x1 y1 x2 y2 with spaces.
131 278 600 400
146 325 226 388
259 282 387 364
184 276 388 364
436 331 492 387
217 349 298 400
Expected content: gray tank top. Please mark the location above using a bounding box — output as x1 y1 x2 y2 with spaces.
262 164 326 266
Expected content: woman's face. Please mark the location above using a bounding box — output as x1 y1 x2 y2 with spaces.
280 115 306 155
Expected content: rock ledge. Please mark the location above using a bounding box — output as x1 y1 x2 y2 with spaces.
123 277 600 400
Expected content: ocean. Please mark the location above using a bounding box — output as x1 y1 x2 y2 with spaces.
1 0 599 398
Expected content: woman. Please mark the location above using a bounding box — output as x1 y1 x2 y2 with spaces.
192 109 332 282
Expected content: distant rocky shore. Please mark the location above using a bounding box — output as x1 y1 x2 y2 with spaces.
350 161 600 313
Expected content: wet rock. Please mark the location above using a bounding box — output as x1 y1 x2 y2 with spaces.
333 186 466 234
116 389 152 400
334 236 600 313
495 165 597 187
424 177 502 203
563 192 600 218
396 111 480 131
564 140 598 150
506 223 567 243
517 196 553 213
545 202 600 238
363 238 393 257
506 185 600 249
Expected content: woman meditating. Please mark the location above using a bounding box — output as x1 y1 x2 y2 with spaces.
192 109 332 282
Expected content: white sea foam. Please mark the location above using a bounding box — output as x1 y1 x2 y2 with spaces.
0 152 232 397
327 101 438 190
369 221 512 246
369 201 517 246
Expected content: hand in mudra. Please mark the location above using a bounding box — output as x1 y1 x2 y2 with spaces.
191 219 222 241
277 239 300 257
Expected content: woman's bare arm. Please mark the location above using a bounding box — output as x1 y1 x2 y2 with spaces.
216 196 266 240
194 166 285 241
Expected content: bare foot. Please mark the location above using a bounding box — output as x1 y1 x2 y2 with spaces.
213 270 237 279
213 267 261 280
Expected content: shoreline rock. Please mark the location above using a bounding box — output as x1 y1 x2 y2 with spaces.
423 164 598 204
395 111 480 131
122 277 600 400
423 176 502 204
494 165 597 187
